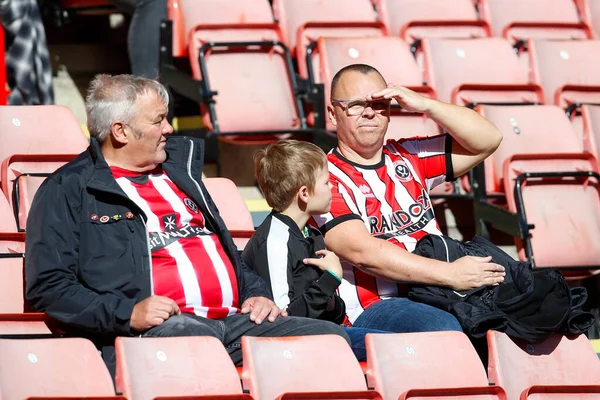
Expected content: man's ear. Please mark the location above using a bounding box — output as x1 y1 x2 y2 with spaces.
327 104 338 127
110 121 129 145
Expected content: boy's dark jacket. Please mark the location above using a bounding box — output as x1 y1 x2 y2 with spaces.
242 212 345 323
410 234 594 343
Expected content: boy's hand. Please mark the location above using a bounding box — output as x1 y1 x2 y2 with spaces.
303 250 343 279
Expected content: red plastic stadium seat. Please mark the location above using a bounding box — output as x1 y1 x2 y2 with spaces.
273 0 385 77
0 338 123 399
182 7 309 142
528 39 600 107
0 106 88 220
0 26 7 106
477 105 584 194
168 0 276 58
116 336 254 400
2 155 77 231
366 331 507 399
580 104 600 167
242 335 383 399
0 256 52 335
479 0 592 42
374 0 490 43
577 0 600 38
502 154 600 273
487 331 600 399
0 193 17 233
385 113 441 142
0 105 87 166
422 38 544 105
203 178 254 250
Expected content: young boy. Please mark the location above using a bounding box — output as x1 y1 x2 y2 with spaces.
242 140 387 360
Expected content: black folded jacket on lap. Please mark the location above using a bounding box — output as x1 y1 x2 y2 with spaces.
410 234 595 343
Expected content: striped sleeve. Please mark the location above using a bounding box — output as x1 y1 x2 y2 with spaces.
394 134 453 190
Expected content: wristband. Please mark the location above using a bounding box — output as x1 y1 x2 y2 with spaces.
326 269 342 282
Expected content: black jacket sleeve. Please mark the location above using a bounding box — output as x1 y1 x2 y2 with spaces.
24 179 136 336
244 239 345 323
235 251 274 304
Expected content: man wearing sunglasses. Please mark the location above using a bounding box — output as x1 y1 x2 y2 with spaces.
311 64 504 333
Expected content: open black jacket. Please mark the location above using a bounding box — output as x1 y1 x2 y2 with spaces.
24 136 271 373
242 212 345 324
410 235 594 343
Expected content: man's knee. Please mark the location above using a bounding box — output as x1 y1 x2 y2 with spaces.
430 312 462 332
143 314 220 338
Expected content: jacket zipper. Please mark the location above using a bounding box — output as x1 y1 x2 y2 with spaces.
142 217 154 295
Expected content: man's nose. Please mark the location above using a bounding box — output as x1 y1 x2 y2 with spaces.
164 119 174 135
361 104 376 117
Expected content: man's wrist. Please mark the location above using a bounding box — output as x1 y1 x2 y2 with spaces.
422 97 439 118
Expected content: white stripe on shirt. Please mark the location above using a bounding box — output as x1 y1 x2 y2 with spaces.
266 217 291 309
116 177 162 231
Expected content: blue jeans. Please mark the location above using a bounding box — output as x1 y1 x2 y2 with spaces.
343 327 389 361
352 297 462 333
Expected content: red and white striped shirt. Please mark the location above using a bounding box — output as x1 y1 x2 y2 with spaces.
312 135 451 323
111 166 239 319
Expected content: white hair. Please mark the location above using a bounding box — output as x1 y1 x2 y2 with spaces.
86 74 169 143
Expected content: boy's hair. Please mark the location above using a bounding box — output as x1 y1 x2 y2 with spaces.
254 140 328 212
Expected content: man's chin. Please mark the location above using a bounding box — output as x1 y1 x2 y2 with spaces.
156 151 168 165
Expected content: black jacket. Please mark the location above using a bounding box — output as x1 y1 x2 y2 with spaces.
242 212 345 324
409 234 594 343
24 136 271 371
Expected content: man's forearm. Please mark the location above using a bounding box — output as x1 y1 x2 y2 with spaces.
425 99 502 155
333 235 452 286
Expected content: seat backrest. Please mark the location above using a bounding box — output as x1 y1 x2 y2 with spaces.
0 106 88 167
242 335 368 400
0 194 16 233
487 331 600 400
503 155 600 269
375 0 484 41
480 0 588 40
203 177 254 249
581 104 600 162
578 0 600 38
0 27 6 106
203 178 253 231
423 38 531 104
386 114 441 142
366 331 490 400
188 41 302 134
116 336 245 400
0 256 25 312
529 39 600 107
479 105 583 192
272 0 378 53
0 338 116 398
169 0 275 56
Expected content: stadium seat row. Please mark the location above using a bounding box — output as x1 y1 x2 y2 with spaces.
0 330 597 400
